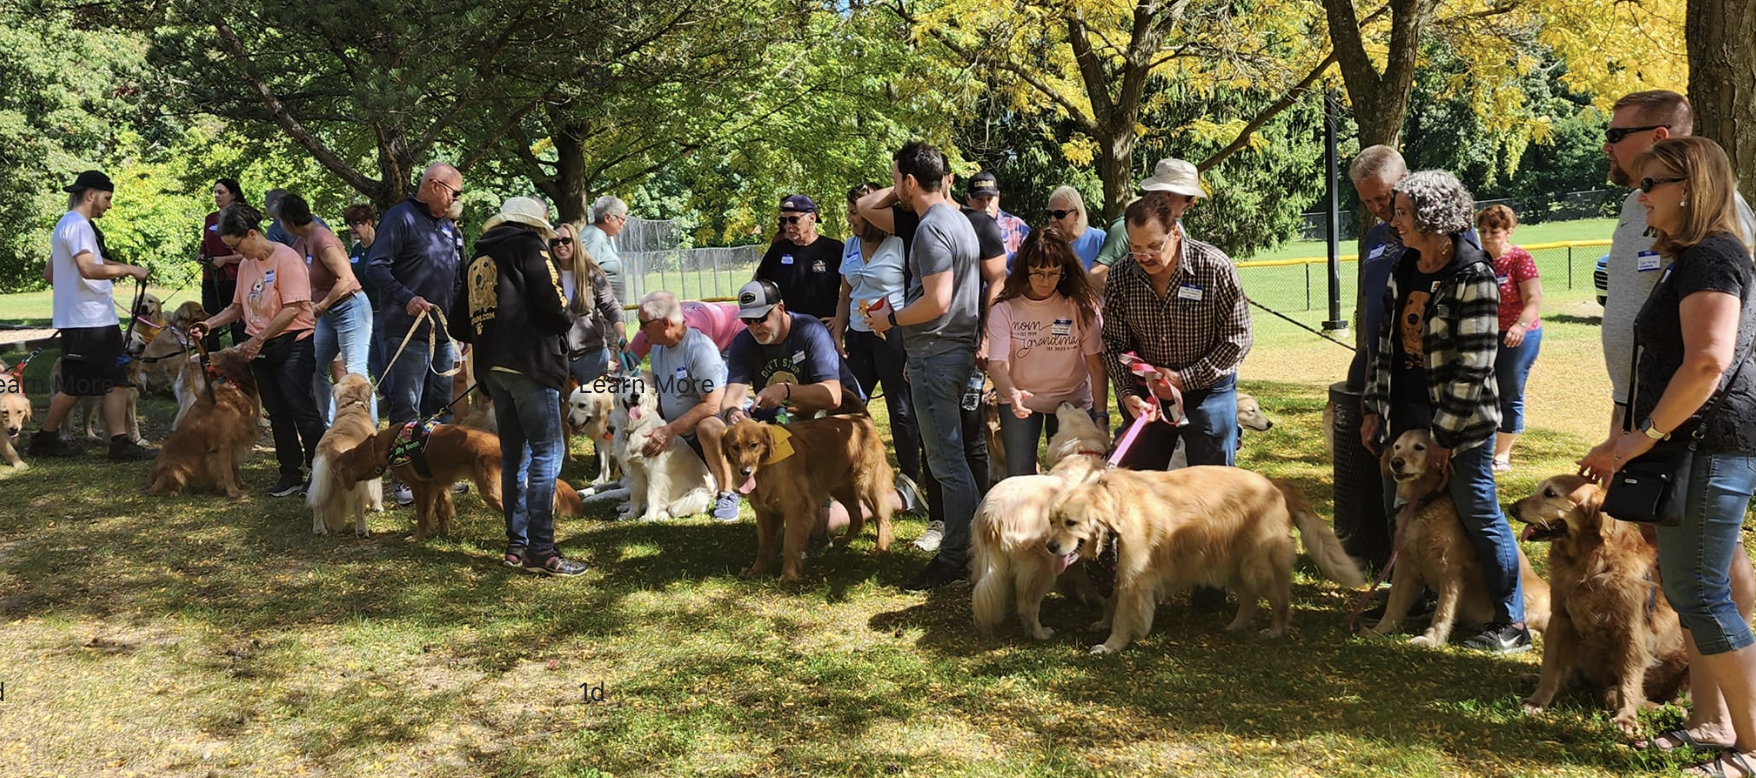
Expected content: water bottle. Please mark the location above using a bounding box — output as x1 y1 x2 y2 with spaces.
961 370 985 412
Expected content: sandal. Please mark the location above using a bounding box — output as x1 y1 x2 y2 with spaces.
1685 749 1756 778
502 547 527 568
1635 727 1730 753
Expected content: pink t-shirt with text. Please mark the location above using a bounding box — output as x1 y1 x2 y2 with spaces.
234 242 316 339
985 293 1103 413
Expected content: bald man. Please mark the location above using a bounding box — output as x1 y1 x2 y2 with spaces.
364 163 467 505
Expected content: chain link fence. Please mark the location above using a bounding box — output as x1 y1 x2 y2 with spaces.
611 218 761 308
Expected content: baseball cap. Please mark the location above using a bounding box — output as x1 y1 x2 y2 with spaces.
63 170 115 193
737 279 783 319
968 172 1000 198
779 194 817 214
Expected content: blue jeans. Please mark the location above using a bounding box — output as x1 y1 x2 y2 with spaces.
1115 373 1239 469
384 322 456 425
485 370 565 558
313 291 377 425
569 348 612 386
1656 450 1756 654
368 310 390 402
845 327 920 479
998 406 1062 477
1380 410 1526 625
1495 327 1542 433
909 347 978 565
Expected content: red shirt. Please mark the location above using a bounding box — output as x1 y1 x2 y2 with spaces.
200 211 241 281
1493 246 1540 332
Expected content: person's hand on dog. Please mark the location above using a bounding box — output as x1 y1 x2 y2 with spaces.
1576 437 1618 483
237 338 263 361
1360 413 1382 455
1428 443 1453 476
642 423 675 457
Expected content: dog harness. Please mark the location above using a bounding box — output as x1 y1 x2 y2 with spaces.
762 424 796 465
1083 535 1121 600
388 420 439 479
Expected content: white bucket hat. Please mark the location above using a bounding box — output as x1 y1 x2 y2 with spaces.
483 196 556 241
1139 158 1207 198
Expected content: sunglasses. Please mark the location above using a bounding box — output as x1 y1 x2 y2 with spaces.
1639 176 1686 194
1606 124 1668 144
432 179 462 199
1046 209 1075 220
550 237 573 247
740 312 771 325
778 215 808 226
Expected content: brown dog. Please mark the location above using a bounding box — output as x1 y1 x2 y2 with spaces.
0 363 30 470
148 349 260 498
1509 475 1688 736
1366 429 1551 646
307 374 384 537
722 415 895 582
332 423 505 540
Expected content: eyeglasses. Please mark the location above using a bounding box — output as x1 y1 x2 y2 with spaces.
550 237 573 247
220 235 243 250
1639 176 1686 194
1046 209 1075 220
1129 243 1168 260
740 311 772 325
432 179 462 199
1027 269 1061 280
778 215 807 226
1606 124 1668 144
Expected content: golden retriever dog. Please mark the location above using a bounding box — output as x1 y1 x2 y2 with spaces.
567 382 619 486
148 349 260 498
1509 475 1688 736
722 414 895 582
611 375 714 522
135 300 206 397
333 423 505 540
125 291 165 358
170 352 209 431
1366 429 1551 646
1167 392 1276 469
307 374 384 537
1 364 30 470
972 403 1114 638
1047 466 1365 653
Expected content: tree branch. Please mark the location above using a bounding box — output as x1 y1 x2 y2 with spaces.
1197 50 1339 171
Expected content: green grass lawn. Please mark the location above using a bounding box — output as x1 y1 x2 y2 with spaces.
0 284 1727 777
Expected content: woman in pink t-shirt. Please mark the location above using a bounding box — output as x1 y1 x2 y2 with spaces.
191 203 325 498
1478 205 1543 472
985 227 1106 477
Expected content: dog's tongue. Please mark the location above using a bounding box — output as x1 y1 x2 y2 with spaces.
629 406 642 421
1519 524 1536 541
738 475 756 495
1051 552 1077 575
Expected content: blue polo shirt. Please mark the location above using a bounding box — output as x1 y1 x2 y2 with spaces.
365 197 459 337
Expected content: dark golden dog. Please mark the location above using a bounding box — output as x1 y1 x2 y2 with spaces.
148 349 260 498
332 423 505 540
1509 474 1688 736
721 414 894 582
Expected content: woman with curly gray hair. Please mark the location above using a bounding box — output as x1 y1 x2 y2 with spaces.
1360 170 1532 653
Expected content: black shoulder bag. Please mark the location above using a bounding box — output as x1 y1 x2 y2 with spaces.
1604 333 1750 526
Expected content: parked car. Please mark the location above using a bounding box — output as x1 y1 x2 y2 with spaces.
1594 253 1609 306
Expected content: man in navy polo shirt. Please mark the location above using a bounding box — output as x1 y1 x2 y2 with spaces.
364 163 465 505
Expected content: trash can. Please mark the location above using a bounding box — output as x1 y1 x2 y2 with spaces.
1329 381 1392 572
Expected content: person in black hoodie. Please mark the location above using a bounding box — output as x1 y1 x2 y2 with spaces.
450 197 587 577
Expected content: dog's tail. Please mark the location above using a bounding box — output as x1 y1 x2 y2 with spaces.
970 507 1011 634
308 452 340 530
1274 478 1366 588
554 478 583 518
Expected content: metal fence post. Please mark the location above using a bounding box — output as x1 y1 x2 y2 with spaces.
1567 246 1573 290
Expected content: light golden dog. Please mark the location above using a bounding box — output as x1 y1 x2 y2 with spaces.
971 404 1113 639
135 300 206 396
1366 429 1551 646
722 414 895 582
125 291 165 358
1047 466 1365 653
1509 475 1688 736
566 382 618 486
0 363 29 469
148 349 260 498
307 374 384 537
610 375 714 522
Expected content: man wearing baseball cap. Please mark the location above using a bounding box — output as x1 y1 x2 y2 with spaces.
1089 158 1207 292
754 194 843 322
33 170 155 461
966 173 1029 262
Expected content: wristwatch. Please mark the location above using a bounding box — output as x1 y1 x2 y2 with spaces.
1641 419 1670 440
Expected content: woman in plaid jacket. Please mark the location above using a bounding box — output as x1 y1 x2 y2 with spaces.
1360 170 1532 654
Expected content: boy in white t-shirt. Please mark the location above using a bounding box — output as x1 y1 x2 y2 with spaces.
32 170 155 461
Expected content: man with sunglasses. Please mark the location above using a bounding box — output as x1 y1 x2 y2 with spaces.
364 162 466 506
755 195 844 324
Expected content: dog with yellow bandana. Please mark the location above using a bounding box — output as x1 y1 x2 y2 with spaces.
722 414 895 582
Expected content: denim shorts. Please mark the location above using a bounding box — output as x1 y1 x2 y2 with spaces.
1655 449 1756 655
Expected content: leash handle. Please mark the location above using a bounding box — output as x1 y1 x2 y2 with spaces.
1108 415 1147 467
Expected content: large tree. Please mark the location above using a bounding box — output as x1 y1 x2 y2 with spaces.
1689 0 1756 195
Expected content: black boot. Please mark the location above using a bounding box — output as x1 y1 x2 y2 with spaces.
108 434 155 462
30 429 81 458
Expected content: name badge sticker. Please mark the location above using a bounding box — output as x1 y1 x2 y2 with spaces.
1367 245 1386 260
1637 250 1662 272
781 254 795 266
264 269 276 284
674 366 688 380
1051 318 1073 336
1176 284 1203 302
1496 274 1510 286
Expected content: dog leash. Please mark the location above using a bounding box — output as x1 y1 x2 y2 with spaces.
372 306 464 395
1346 477 1448 634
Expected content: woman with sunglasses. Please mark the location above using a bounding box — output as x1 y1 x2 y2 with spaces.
1578 138 1756 775
552 221 624 385
1045 185 1106 270
985 227 1105 476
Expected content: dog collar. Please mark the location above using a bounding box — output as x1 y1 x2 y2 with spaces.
762 424 796 465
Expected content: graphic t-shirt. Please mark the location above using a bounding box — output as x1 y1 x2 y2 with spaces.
1390 258 1448 406
234 242 316 340
985 293 1103 413
755 236 844 319
725 313 862 398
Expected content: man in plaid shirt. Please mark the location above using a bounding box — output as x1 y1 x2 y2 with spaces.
1101 181 1252 470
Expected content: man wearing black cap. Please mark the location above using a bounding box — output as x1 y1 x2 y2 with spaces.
966 173 1029 263
33 170 155 460
754 194 843 322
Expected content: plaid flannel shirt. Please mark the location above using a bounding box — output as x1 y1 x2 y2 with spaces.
1101 228 1252 401
1363 243 1502 452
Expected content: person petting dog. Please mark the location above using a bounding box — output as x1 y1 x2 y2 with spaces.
448 197 587 577
32 170 156 461
636 291 739 522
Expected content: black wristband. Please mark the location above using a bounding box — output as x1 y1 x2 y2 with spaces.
887 310 898 328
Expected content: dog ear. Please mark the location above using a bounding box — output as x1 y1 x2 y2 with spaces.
1574 479 1605 526
1378 443 1395 479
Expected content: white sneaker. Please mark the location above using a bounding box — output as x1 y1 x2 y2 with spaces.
394 482 414 506
913 520 944 552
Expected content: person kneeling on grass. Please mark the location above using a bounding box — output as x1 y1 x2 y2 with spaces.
448 197 587 577
636 291 740 521
720 280 925 537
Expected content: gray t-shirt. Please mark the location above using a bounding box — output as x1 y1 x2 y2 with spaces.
649 327 726 422
580 224 625 307
902 201 981 356
1604 190 1756 404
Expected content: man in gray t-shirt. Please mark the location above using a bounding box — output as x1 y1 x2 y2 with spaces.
637 291 740 522
866 141 983 591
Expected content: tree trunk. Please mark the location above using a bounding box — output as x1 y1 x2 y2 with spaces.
549 129 591 225
1689 0 1756 196
1097 126 1135 221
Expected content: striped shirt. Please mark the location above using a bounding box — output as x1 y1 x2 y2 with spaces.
1100 226 1252 399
